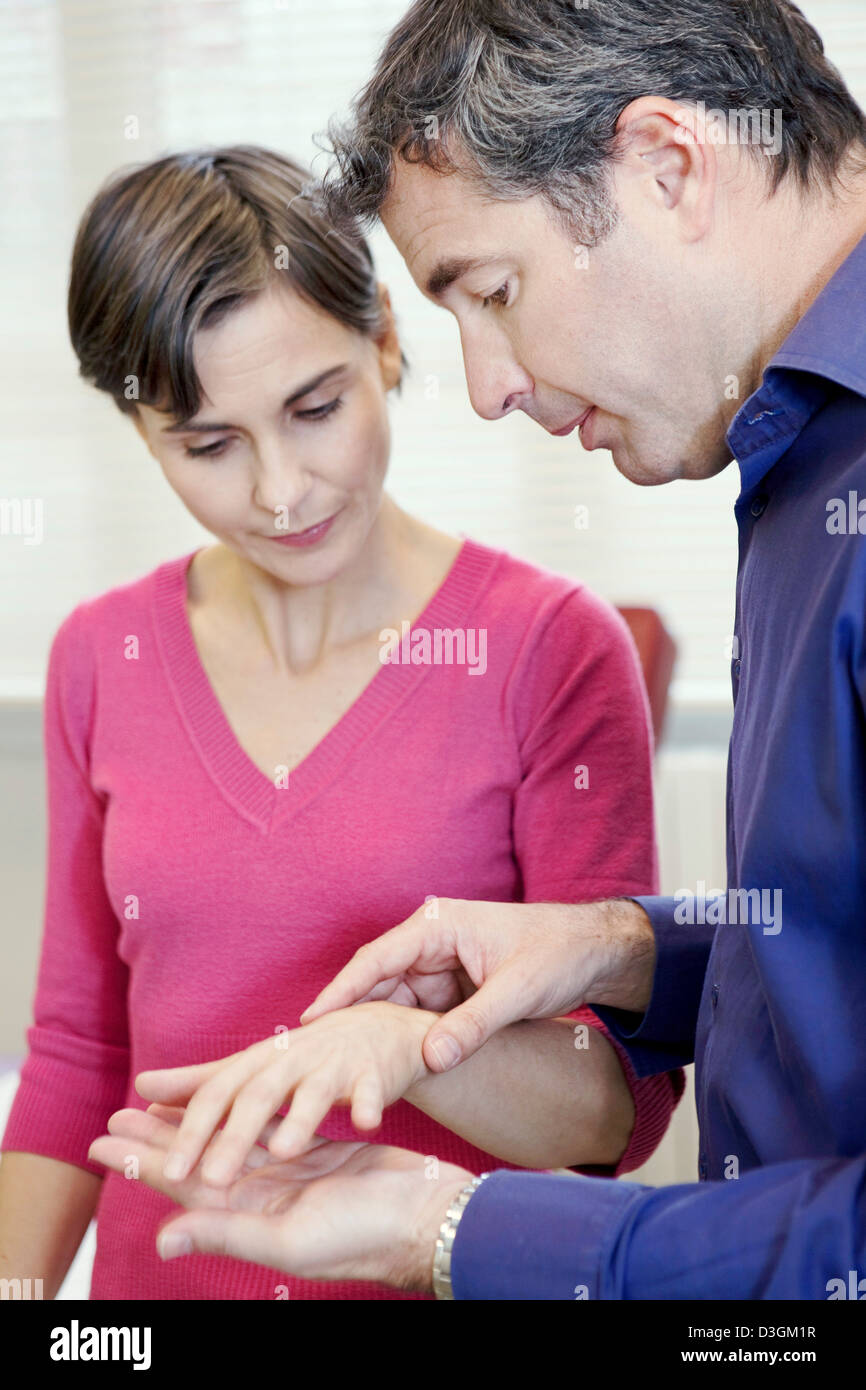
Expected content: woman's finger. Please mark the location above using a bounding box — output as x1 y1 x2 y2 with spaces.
198 1063 299 1187
135 1053 242 1101
349 1072 385 1132
145 1103 187 1127
267 1067 341 1159
160 1045 277 1181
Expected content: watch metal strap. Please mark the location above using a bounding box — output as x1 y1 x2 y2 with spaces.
432 1172 490 1300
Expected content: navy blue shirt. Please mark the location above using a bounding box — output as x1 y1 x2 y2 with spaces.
451 232 866 1299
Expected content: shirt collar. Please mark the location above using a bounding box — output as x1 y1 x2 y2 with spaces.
727 230 866 496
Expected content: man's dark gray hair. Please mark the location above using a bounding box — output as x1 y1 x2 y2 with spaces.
312 0 866 247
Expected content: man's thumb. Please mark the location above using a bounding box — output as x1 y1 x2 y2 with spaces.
157 1210 278 1268
422 981 520 1071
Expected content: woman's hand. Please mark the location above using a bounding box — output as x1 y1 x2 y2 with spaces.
88 1104 470 1291
134 1002 439 1188
300 897 656 1073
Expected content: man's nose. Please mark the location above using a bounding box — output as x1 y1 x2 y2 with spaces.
461 333 534 422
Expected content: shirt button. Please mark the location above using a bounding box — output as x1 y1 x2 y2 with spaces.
711 983 719 1008
733 659 742 679
750 496 768 517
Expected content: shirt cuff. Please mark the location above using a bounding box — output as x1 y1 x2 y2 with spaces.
592 896 714 1075
450 1168 649 1300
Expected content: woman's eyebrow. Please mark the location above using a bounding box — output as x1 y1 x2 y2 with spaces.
161 363 350 433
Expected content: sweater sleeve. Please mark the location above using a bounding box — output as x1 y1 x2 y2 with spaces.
1 606 130 1178
507 585 684 1175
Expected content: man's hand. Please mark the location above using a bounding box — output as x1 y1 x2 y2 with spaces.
88 1104 470 1292
300 898 656 1073
134 1002 438 1187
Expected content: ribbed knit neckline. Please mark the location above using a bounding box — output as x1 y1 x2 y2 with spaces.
151 537 502 833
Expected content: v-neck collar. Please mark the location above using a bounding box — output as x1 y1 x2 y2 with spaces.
151 537 501 833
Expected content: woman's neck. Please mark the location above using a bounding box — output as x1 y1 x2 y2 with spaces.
191 497 462 677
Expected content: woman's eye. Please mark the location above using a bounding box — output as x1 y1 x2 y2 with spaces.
295 396 345 423
185 438 231 458
181 397 345 455
481 283 510 310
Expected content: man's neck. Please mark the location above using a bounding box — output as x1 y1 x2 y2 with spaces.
751 149 866 382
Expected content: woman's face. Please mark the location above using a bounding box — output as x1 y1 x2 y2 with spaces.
133 277 402 586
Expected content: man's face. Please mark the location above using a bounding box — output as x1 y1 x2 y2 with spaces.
381 154 735 485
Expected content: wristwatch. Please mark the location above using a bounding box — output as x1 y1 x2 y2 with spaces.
432 1173 490 1300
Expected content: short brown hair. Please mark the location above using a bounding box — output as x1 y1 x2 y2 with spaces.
68 144 406 421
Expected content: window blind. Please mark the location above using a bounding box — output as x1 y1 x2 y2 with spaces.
1 0 862 703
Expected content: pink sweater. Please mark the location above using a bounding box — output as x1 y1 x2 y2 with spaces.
2 537 683 1300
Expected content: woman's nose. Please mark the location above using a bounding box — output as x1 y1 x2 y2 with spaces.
252 445 313 520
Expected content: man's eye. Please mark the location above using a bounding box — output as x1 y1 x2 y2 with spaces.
481 283 510 309
185 438 231 458
296 397 345 423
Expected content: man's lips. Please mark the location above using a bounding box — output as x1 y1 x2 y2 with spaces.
551 406 594 437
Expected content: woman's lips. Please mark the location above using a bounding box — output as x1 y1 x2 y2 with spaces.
265 511 340 547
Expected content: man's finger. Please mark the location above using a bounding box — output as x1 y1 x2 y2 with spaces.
299 919 434 1022
87 1132 227 1209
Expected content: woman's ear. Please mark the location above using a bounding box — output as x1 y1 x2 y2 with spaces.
374 283 403 391
130 406 157 458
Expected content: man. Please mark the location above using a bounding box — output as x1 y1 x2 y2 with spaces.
92 0 866 1297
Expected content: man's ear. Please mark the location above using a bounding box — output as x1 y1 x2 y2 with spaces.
613 95 717 242
373 282 403 391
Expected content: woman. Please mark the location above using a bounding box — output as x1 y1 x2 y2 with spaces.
0 146 683 1300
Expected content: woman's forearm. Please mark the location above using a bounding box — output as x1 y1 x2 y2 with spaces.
0 1151 102 1299
406 1015 635 1169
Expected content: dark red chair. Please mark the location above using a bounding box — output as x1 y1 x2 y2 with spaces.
616 607 677 747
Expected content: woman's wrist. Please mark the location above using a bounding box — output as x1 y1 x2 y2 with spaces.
402 1006 443 1090
395 1008 444 1097
350 999 442 1092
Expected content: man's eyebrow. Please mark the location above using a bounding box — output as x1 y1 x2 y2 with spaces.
424 255 501 300
161 364 350 433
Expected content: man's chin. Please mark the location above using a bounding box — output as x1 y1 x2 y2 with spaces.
608 440 679 487
578 418 666 485
581 418 731 485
